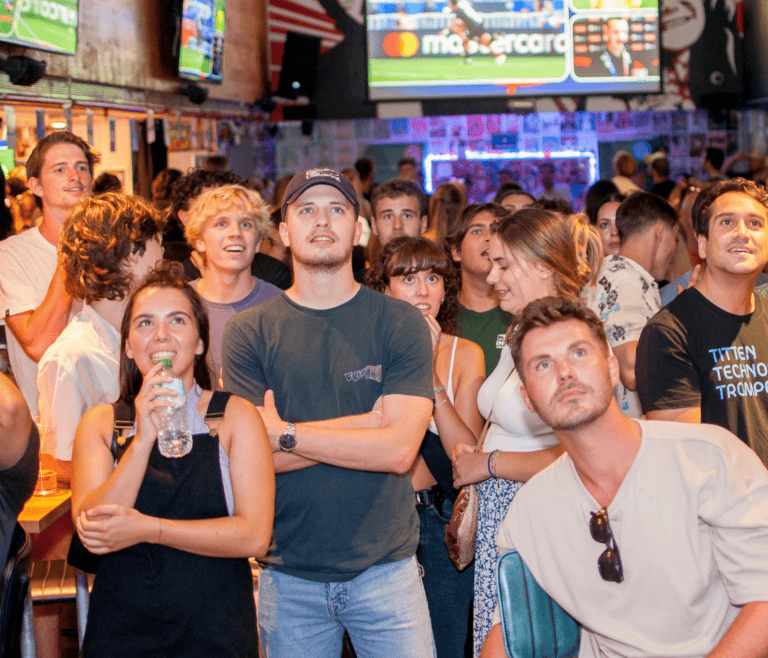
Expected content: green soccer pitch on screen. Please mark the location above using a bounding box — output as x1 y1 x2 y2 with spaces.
0 0 78 56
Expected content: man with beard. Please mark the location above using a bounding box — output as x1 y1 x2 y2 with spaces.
480 295 768 658
222 169 436 657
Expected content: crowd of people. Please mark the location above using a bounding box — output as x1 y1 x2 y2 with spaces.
1 130 768 658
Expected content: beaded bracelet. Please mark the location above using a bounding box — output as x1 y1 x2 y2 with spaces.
488 450 499 480
490 450 500 479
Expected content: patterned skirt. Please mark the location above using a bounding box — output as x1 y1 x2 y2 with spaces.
473 477 524 658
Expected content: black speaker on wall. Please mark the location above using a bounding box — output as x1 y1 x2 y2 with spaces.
277 32 321 100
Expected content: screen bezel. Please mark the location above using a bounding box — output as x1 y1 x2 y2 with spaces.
365 0 663 102
178 0 226 85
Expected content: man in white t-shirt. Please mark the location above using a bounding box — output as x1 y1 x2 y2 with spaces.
481 295 768 658
37 194 164 482
584 192 679 417
0 131 97 414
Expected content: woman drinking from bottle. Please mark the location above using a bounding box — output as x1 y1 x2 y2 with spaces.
71 262 275 658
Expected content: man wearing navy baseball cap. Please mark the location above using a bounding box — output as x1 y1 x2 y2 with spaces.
223 168 436 656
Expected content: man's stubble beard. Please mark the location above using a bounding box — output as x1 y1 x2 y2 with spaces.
531 379 614 431
292 242 354 275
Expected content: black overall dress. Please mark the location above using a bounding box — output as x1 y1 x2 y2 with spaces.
82 392 259 658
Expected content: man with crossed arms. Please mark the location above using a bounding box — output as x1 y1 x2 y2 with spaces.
223 169 436 657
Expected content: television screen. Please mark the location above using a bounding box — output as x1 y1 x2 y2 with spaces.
0 0 78 55
179 0 226 83
367 0 660 101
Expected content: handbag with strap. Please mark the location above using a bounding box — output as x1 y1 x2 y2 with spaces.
444 416 491 571
496 549 581 658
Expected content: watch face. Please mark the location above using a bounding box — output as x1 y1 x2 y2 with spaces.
279 431 296 451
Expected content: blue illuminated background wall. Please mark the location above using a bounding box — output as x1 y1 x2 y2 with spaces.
262 107 735 212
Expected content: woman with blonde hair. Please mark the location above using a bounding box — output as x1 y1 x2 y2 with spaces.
451 208 601 656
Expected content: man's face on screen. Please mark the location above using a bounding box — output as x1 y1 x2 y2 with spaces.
604 19 628 53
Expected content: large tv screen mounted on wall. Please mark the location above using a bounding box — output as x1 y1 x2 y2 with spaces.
367 0 661 101
0 0 78 55
179 0 226 83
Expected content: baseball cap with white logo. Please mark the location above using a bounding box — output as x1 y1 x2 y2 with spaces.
282 168 360 218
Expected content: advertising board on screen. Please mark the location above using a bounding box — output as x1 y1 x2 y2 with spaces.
0 0 78 55
179 0 225 83
367 0 660 100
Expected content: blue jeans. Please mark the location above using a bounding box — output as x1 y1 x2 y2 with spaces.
258 556 436 658
416 497 474 658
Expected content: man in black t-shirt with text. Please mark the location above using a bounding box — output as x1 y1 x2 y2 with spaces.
637 179 768 466
222 169 436 657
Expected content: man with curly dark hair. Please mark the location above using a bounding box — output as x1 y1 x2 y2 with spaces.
36 193 164 482
0 131 97 416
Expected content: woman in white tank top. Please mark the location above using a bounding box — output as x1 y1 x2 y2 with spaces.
450 209 602 656
366 236 484 658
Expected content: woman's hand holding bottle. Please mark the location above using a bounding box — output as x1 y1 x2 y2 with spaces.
133 361 177 448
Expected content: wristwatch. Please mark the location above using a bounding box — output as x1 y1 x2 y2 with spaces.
278 422 297 452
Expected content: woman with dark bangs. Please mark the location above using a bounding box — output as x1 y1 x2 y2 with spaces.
367 236 484 658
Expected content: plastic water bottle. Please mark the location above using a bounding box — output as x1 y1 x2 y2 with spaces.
156 358 193 458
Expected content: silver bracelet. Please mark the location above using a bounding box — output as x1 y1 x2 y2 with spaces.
434 398 449 409
434 385 446 395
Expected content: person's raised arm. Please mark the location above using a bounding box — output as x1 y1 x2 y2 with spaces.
433 332 485 456
75 396 275 558
613 341 638 391
722 151 747 177
4 262 73 362
452 444 565 488
0 372 35 469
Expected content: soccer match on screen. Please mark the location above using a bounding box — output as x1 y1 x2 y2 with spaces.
366 0 660 100
179 0 226 83
0 0 78 55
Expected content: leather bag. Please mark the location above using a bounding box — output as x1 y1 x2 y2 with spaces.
444 417 491 571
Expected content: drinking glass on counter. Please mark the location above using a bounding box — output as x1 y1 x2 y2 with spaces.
31 415 60 496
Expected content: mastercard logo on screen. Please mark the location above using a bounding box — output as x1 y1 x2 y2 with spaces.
383 32 420 57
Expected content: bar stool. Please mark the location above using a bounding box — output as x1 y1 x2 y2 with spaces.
28 559 92 652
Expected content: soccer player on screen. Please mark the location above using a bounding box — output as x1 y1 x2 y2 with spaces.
444 0 506 64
